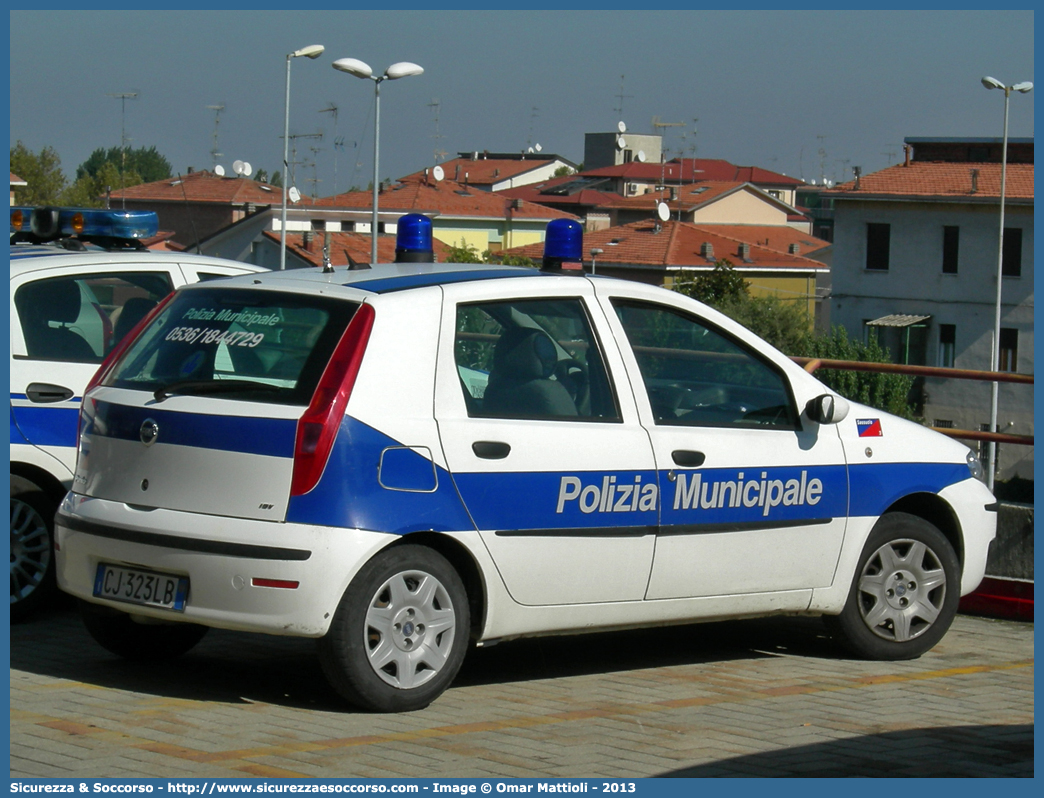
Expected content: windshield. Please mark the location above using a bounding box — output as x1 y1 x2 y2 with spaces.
105 287 360 406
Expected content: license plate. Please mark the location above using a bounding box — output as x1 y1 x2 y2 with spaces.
93 563 188 611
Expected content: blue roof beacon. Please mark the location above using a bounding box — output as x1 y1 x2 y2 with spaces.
394 213 435 263
541 218 584 273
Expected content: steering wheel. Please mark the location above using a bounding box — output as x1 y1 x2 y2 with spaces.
554 358 589 411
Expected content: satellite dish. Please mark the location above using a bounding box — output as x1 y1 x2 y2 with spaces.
288 186 301 203
214 165 225 176
617 121 627 133
534 143 542 152
656 202 670 222
242 162 252 177
527 147 534 154
636 150 646 163
617 136 627 149
232 160 245 175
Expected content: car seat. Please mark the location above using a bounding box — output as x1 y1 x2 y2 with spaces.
16 279 97 361
482 327 577 418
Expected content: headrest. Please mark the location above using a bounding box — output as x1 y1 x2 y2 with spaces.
493 327 558 382
17 278 83 325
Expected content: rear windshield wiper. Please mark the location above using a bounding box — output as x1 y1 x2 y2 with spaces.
153 380 283 403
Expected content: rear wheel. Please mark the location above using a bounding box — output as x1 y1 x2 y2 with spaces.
80 602 209 660
10 477 57 622
826 513 959 660
318 545 470 713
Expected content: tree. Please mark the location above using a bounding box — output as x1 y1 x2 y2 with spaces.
795 326 916 419
10 141 67 205
444 239 483 263
673 260 749 306
721 294 811 354
552 165 575 178
62 161 143 208
76 146 171 184
487 251 536 268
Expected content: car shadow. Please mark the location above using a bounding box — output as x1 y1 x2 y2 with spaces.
658 723 1034 777
11 604 843 713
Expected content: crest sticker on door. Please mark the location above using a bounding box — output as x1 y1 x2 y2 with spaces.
856 418 883 437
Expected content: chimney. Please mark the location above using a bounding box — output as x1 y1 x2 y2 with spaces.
853 166 862 191
187 166 194 174
970 169 979 194
454 164 461 181
303 230 314 251
788 243 800 255
424 167 429 186
511 198 523 210
700 242 714 260
738 242 751 260
904 144 912 167
472 152 479 161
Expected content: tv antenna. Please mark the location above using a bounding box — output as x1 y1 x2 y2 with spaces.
106 90 139 205
614 75 632 119
319 103 340 194
307 145 324 199
285 131 322 188
428 98 447 164
526 106 539 150
207 103 225 169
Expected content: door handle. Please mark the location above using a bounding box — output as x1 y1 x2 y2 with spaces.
26 383 75 404
672 450 706 467
472 441 511 460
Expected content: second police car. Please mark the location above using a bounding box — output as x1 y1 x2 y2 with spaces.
55 215 996 713
10 206 263 619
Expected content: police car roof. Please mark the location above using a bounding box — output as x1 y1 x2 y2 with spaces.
8 244 264 275
183 262 565 297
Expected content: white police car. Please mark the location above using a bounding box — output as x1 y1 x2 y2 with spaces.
55 215 996 712
10 206 263 620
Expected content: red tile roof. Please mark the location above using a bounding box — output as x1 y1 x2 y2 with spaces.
109 170 297 205
828 161 1034 201
502 220 827 272
590 181 749 211
10 172 27 185
399 156 562 186
263 230 455 267
314 177 578 220
580 159 804 186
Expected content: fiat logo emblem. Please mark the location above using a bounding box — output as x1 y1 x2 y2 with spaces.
139 418 159 447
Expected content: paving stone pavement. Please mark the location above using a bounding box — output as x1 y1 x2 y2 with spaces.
10 604 1033 778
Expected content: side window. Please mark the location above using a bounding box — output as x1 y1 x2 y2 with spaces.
611 299 798 430
14 272 173 363
454 298 619 422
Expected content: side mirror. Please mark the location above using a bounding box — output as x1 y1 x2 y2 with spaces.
805 394 850 425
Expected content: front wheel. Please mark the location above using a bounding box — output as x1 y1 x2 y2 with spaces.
80 602 209 660
826 513 960 660
318 545 470 713
10 478 58 622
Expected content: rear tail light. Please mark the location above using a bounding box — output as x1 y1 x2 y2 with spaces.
291 303 375 496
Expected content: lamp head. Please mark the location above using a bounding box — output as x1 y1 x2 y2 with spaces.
293 44 324 59
333 57 373 79
981 76 1005 90
1012 81 1033 93
384 62 424 80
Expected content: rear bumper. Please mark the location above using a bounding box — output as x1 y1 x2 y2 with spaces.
54 493 394 637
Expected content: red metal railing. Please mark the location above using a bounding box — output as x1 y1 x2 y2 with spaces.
790 357 1034 446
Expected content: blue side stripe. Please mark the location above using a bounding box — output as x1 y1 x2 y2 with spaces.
10 404 81 448
87 400 296 458
350 268 542 294
848 461 969 517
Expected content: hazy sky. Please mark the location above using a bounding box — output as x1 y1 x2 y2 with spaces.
9 8 1035 197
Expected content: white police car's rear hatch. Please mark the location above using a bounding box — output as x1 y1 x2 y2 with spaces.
75 284 365 521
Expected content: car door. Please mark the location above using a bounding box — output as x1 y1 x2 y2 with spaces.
434 278 658 606
595 287 849 601
10 264 176 471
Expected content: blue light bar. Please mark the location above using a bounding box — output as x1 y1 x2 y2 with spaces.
10 207 34 233
541 219 584 272
395 213 434 263
23 207 159 242
544 219 583 261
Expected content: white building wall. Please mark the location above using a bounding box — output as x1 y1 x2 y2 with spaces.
830 198 1033 482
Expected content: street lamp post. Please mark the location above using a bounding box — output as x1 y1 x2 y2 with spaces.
280 45 325 270
333 58 423 263
980 76 1032 491
590 248 603 275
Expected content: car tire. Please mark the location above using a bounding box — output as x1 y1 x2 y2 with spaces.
318 545 470 713
10 478 57 623
826 512 960 660
80 601 209 660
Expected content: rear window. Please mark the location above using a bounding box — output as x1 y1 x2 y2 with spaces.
104 287 359 406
